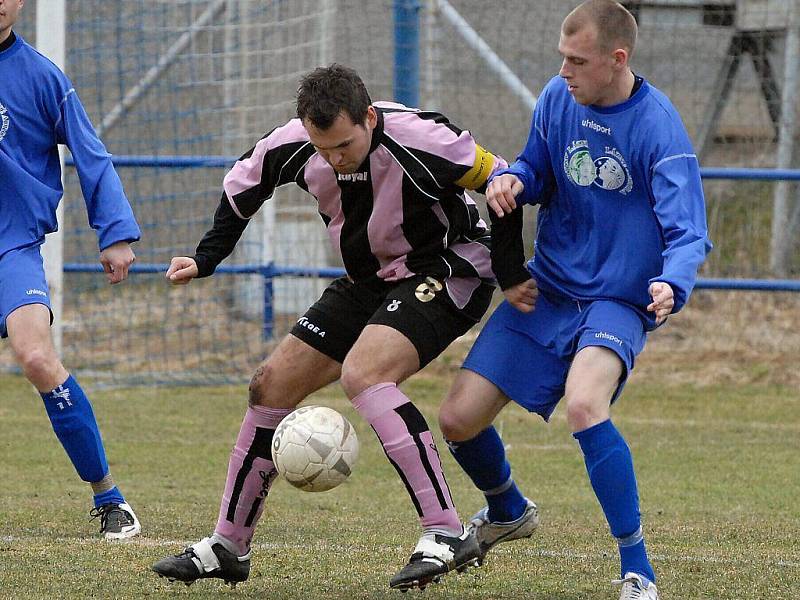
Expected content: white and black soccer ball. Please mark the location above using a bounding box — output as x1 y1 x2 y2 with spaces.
271 405 359 492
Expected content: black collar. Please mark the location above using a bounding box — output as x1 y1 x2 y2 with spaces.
0 30 16 53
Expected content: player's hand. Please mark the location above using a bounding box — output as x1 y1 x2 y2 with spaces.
166 256 199 285
486 174 524 218
647 281 674 325
99 241 135 284
504 278 538 313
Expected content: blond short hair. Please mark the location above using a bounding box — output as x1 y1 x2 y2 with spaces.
562 0 638 55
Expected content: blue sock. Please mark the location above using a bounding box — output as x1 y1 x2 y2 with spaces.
41 375 110 485
93 486 125 508
574 419 655 583
447 426 527 523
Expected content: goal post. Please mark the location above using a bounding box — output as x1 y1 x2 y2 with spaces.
37 0 66 355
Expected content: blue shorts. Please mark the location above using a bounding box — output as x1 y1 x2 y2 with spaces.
463 291 647 420
0 245 53 338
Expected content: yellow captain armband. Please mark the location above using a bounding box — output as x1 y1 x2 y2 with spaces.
454 144 495 190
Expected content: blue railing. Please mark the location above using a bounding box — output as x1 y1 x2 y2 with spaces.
63 156 800 339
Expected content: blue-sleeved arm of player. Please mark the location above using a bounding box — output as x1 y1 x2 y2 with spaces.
56 85 141 251
489 91 554 206
649 154 713 312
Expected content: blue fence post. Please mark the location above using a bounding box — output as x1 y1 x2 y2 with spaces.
394 0 421 107
262 263 274 340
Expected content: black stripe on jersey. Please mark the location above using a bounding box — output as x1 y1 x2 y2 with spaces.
231 141 315 219
378 106 464 137
338 163 382 282
394 402 451 512
226 427 274 524
438 246 484 279
381 133 477 199
408 146 473 190
399 176 451 266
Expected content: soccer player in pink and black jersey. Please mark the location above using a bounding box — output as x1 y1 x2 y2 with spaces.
152 64 507 591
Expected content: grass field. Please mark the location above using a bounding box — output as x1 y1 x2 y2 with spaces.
0 354 798 600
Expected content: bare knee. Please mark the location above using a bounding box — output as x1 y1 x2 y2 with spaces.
248 364 281 407
15 346 62 390
438 405 480 443
340 356 380 400
565 393 609 432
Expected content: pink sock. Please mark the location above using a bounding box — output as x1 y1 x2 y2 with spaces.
214 405 291 554
352 383 461 533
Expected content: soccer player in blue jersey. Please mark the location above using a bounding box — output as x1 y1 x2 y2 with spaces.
0 0 141 538
438 1 711 598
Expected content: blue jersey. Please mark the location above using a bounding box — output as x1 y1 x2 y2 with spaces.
495 76 711 325
0 33 140 259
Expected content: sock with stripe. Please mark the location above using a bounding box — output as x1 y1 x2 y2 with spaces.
214 405 291 555
352 383 462 535
574 419 655 583
40 375 114 489
446 426 527 523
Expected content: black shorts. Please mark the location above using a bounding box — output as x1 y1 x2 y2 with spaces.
290 275 494 367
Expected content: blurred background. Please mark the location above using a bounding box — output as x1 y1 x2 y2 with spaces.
3 0 798 386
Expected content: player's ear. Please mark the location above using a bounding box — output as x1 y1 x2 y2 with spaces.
612 47 629 70
365 105 378 130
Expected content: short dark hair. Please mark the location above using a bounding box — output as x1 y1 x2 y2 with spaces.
563 0 638 55
296 64 372 130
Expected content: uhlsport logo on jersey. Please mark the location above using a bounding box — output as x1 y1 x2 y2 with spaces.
0 102 10 143
563 140 633 194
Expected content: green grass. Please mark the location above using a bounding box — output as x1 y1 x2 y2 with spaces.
0 373 797 599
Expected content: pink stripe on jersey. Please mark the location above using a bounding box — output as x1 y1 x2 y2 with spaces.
304 154 344 257
223 119 309 204
445 277 482 310
381 110 476 173
369 148 414 280
450 240 493 280
431 202 450 230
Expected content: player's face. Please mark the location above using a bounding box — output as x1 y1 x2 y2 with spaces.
558 24 618 107
305 106 378 174
0 0 24 43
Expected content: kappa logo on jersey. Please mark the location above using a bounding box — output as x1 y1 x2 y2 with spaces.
0 102 10 143
386 299 402 312
414 277 443 303
337 172 368 182
563 140 633 194
297 316 326 337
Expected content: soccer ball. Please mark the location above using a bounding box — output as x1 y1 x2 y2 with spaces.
271 405 359 492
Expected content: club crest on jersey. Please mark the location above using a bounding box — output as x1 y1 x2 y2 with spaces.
415 277 443 302
0 102 9 143
563 140 633 194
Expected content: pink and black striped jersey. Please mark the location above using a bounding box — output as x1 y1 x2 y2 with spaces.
194 102 507 314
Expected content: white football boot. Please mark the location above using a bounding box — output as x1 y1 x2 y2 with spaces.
612 572 659 600
467 498 539 559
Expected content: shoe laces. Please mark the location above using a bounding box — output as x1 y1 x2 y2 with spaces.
89 503 131 532
612 574 653 600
